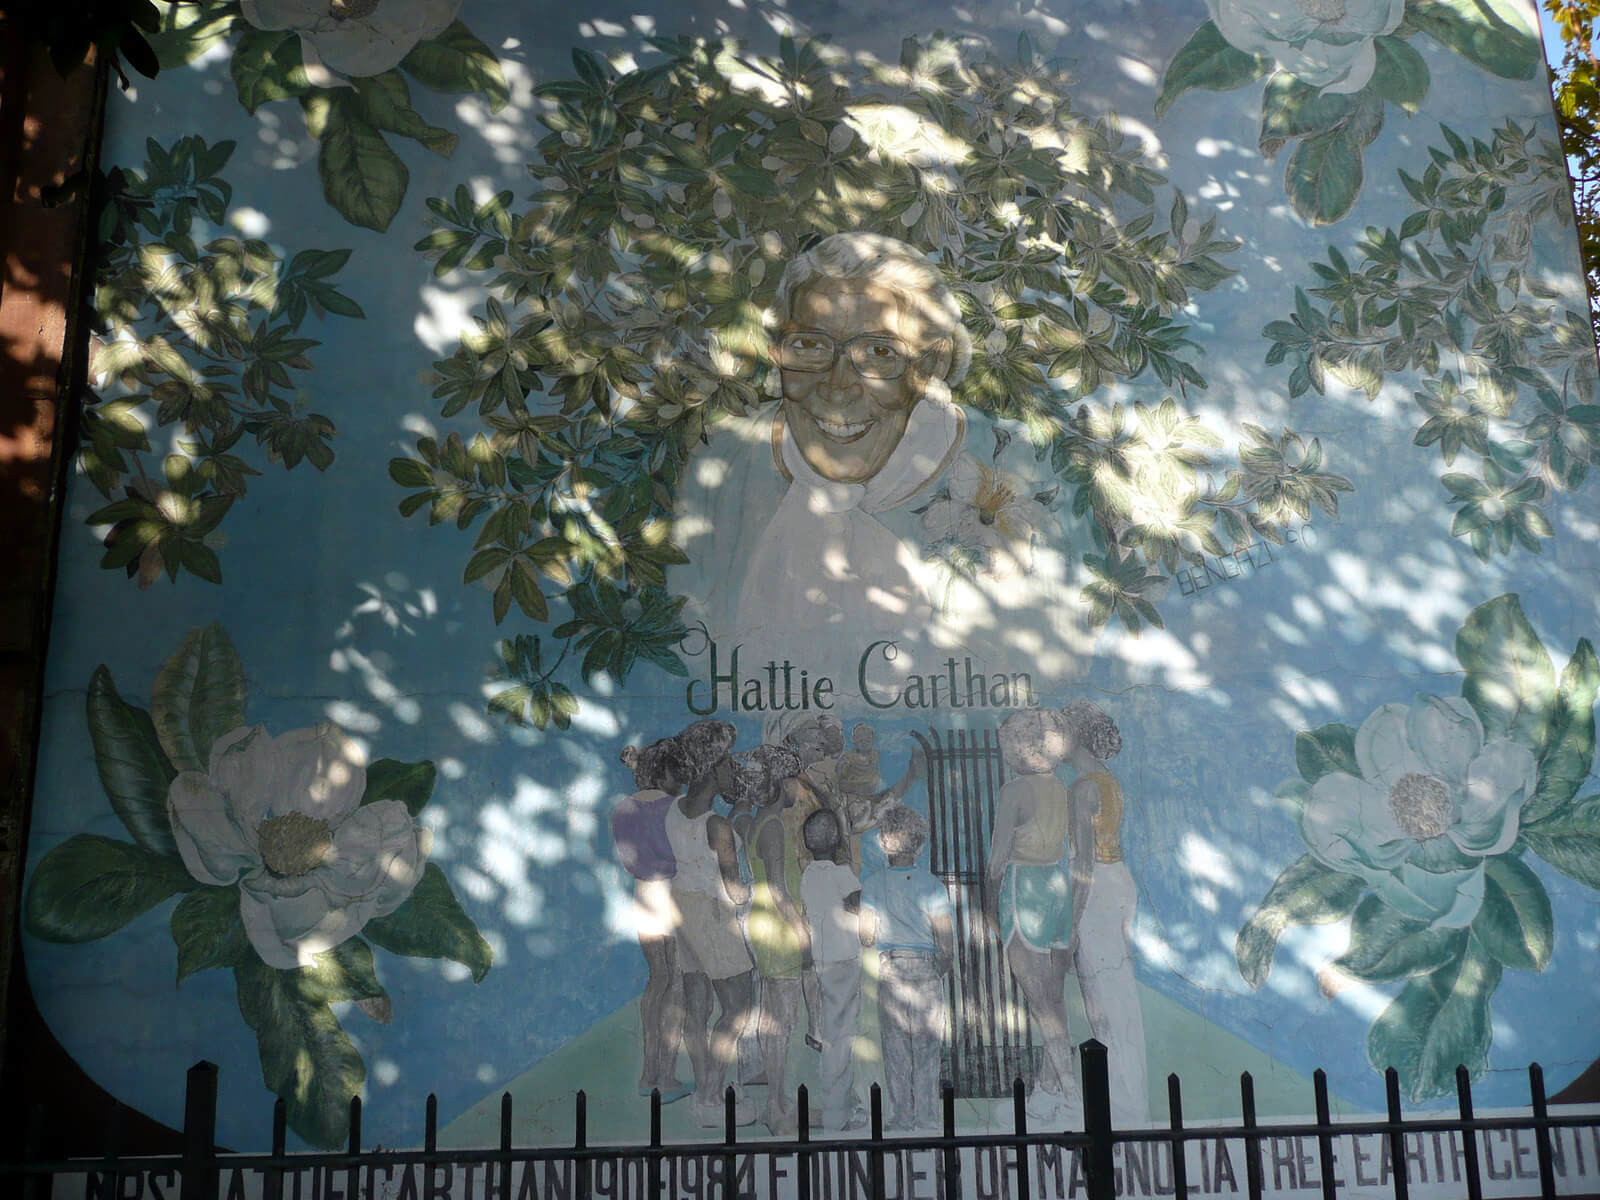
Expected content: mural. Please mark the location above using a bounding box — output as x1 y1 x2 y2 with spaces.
16 0 1600 1185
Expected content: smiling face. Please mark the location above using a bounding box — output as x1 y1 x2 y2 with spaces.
779 278 947 484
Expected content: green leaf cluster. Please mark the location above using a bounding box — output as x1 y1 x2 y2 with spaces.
1261 122 1593 560
1158 0 1537 223
85 137 362 587
485 635 581 731
144 2 507 231
402 33 1339 668
1236 594 1600 1102
23 623 492 1148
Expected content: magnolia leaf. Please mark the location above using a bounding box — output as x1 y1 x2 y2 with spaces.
1335 894 1466 981
1407 0 1539 80
1155 22 1272 119
86 666 179 855
1472 855 1553 971
1367 935 1501 1102
1294 722 1359 784
152 623 248 774
362 863 493 982
1455 593 1556 755
1521 795 1600 890
307 93 409 233
1236 853 1365 988
172 884 251 984
1524 639 1599 825
1285 123 1368 226
24 835 193 944
235 957 366 1148
360 759 437 818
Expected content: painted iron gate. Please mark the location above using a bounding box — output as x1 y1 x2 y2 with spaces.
910 727 1042 1099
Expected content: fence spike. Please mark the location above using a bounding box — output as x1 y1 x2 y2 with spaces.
348 1094 362 1155
1312 1069 1335 1200
425 1094 439 1200
722 1085 737 1200
870 1083 885 1200
266 1098 286 1200
1455 1066 1483 1200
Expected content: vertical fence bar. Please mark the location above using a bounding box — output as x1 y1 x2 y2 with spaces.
347 1095 363 1200
1082 1041 1115 1200
1384 1069 1409 1200
797 1084 811 1200
722 1086 737 1200
1529 1064 1556 1200
943 1082 960 1200
1312 1070 1336 1200
1241 1073 1263 1200
179 1061 220 1200
578 1091 592 1200
650 1090 663 1200
266 1098 286 1200
1167 1074 1188 1200
870 1082 886 1200
101 1092 123 1200
22 1104 46 1200
1455 1067 1483 1200
425 1093 439 1200
501 1092 514 1200
1012 1077 1031 1200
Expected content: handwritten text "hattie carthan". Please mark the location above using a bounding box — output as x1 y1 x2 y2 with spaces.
685 640 1036 716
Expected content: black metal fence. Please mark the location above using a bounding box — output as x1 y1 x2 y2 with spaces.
7 1041 1600 1200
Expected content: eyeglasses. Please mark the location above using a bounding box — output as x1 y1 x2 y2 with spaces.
775 330 932 380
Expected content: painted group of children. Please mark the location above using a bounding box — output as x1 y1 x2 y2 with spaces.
613 713 952 1134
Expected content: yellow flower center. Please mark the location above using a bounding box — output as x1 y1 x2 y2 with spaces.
258 812 334 876
1296 0 1348 22
974 471 1017 527
329 0 380 19
1387 772 1452 840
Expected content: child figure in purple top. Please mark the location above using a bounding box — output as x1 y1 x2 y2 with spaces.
615 738 692 1103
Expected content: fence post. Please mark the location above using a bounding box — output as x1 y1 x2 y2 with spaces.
501 1092 514 1200
797 1083 811 1200
1312 1070 1335 1200
869 1082 885 1200
1454 1067 1483 1200
1167 1074 1187 1200
1529 1063 1555 1200
1080 1040 1114 1200
1383 1068 1409 1200
179 1061 220 1200
942 1082 960 1200
1240 1073 1262 1200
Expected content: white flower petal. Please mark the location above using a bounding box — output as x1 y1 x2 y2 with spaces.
168 772 257 885
1317 38 1376 93
239 0 327 31
1301 772 1413 871
273 723 368 823
1450 738 1537 856
1406 695 1483 785
239 873 344 968
207 725 278 830
1374 861 1484 928
323 800 427 915
920 498 963 538
1354 703 1424 790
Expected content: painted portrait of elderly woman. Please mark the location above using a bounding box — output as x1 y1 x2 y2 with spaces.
673 232 1004 678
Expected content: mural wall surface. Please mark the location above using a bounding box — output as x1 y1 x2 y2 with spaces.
19 0 1600 1180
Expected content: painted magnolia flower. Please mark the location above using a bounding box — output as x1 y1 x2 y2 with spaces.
168 723 430 968
1300 696 1536 927
921 455 1047 580
240 0 464 83
1207 0 1405 93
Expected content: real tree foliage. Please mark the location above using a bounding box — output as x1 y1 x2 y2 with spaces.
1548 0 1600 341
